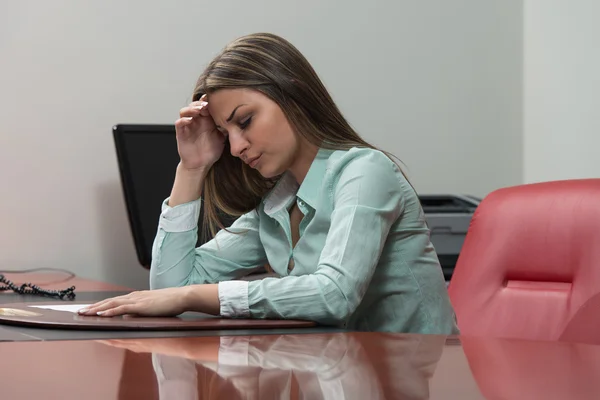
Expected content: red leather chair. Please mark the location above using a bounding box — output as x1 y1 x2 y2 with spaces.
448 179 600 343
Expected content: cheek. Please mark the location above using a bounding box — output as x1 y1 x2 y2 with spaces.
261 143 296 177
280 124 299 149
276 130 298 161
262 121 297 151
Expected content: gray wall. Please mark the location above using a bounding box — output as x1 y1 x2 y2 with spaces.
0 1 523 288
524 0 600 183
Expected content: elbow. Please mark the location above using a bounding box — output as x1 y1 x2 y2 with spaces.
316 277 357 326
316 302 353 327
149 270 186 290
326 309 352 327
149 247 199 290
149 260 192 290
149 230 199 290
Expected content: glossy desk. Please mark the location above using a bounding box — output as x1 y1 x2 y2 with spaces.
3 273 600 399
1 332 600 399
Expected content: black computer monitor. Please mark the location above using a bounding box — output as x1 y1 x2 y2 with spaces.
112 124 236 269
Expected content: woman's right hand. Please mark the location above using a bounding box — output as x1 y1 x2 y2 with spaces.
175 94 225 171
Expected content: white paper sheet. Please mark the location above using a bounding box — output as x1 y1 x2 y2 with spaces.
28 304 93 313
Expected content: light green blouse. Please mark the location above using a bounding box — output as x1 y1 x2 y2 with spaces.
150 147 459 334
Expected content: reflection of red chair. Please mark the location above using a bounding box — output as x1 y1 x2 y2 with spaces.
559 293 600 345
462 336 600 400
448 179 600 343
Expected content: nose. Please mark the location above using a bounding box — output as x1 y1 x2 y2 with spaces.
228 131 249 159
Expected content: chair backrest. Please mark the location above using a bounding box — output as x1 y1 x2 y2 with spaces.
448 179 600 342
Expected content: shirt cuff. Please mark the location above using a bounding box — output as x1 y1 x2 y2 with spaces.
218 280 250 318
159 197 201 232
217 336 250 366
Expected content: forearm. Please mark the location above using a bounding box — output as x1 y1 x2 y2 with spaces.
168 163 209 207
150 162 209 290
211 272 355 325
150 228 202 289
183 284 221 316
150 200 268 290
247 274 353 324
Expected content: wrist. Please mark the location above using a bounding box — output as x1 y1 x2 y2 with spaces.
177 162 211 178
182 284 220 316
181 285 198 312
168 163 208 207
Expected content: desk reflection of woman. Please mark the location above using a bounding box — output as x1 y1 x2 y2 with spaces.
105 333 445 399
80 32 458 334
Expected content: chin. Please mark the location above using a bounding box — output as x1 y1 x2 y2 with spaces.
257 164 284 179
258 169 278 179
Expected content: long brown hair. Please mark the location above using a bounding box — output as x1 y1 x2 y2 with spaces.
193 33 403 239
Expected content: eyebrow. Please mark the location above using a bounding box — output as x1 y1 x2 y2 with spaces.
226 104 246 123
216 104 247 132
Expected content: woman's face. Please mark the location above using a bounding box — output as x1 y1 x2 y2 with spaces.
207 88 299 178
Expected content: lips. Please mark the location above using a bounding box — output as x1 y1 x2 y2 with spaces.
246 154 261 168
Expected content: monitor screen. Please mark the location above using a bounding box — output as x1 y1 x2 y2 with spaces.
112 124 236 269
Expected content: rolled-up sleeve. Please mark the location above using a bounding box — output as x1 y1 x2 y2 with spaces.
150 198 267 297
218 281 250 318
241 151 405 325
158 198 202 232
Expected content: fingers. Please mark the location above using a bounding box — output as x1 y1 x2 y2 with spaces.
188 94 207 108
77 299 114 314
86 295 126 309
179 101 210 118
175 116 194 130
175 103 209 128
77 293 135 316
192 93 207 105
97 304 134 317
175 96 211 129
78 302 133 317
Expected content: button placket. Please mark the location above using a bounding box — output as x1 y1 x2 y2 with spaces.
296 199 312 238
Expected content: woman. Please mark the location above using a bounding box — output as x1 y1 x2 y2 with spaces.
80 33 458 334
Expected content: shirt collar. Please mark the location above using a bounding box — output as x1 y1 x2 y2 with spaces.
296 147 333 209
262 148 333 216
263 172 298 216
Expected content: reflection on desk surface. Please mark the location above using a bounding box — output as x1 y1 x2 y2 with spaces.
1 332 600 399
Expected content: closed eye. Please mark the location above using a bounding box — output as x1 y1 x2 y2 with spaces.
239 116 252 130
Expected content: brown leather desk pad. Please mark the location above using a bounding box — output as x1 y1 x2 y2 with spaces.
0 292 336 341
0 301 316 331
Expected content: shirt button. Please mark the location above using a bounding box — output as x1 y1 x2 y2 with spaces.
298 200 304 207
